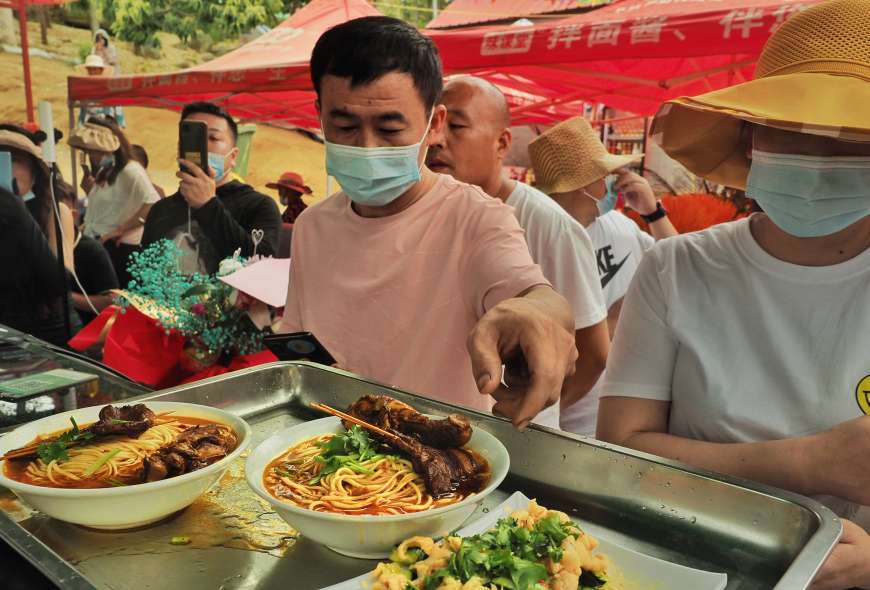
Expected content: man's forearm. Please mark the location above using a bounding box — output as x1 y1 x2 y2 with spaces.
648 216 679 240
561 322 609 408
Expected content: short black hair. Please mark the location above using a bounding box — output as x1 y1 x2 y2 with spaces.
181 101 238 143
311 16 443 113
131 144 149 168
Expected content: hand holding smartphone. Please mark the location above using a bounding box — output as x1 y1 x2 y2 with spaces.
179 120 209 174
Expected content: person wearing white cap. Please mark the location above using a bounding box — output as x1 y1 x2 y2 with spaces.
528 116 678 436
429 77 609 430
596 2 870 586
78 54 126 127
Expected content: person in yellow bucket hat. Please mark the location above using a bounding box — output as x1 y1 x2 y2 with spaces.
596 2 870 587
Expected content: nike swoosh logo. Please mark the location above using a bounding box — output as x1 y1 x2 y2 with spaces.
601 253 631 289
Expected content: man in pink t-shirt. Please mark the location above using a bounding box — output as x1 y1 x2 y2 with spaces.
280 17 577 429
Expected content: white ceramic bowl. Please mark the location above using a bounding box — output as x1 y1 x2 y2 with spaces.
245 416 509 559
0 401 251 530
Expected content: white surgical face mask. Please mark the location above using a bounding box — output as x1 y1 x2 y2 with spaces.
323 111 433 207
747 149 870 237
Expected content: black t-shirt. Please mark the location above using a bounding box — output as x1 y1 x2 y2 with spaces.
0 192 79 346
141 181 281 275
73 236 119 324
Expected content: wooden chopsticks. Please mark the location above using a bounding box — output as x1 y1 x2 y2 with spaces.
309 402 401 444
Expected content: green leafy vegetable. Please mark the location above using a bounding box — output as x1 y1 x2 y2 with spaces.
400 512 584 590
579 570 607 588
36 417 95 464
309 426 400 484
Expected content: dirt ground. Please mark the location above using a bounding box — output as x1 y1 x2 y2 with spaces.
0 21 328 205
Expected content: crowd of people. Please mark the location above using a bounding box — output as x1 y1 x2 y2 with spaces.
1 1 868 586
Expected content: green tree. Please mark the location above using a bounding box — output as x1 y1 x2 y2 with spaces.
104 0 291 52
373 0 449 28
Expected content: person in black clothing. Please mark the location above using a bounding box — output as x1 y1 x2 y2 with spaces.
0 187 78 346
72 234 119 325
141 102 280 274
0 129 81 346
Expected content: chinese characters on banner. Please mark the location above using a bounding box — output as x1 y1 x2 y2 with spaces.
478 2 811 57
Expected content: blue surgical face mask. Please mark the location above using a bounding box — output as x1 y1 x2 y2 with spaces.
583 175 618 216
208 152 227 181
747 149 870 238
324 112 433 207
99 154 115 169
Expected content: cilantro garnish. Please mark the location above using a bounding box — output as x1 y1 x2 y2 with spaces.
403 513 591 590
36 417 94 464
309 425 400 484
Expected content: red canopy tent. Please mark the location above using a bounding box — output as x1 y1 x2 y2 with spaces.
68 0 380 131
3 0 70 122
426 0 610 29
428 0 821 121
68 0 819 130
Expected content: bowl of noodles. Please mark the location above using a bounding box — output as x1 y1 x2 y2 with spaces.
0 401 251 529
245 415 509 559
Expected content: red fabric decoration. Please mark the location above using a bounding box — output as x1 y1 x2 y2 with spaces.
624 194 747 235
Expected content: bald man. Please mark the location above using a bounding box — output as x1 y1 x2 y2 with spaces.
429 77 609 429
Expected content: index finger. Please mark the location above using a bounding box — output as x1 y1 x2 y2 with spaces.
178 159 212 180
513 338 563 430
467 321 505 397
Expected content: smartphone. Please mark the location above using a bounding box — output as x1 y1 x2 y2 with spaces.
0 152 11 193
178 120 209 174
264 332 336 366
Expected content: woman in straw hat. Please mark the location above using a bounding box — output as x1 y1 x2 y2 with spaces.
0 128 81 345
596 1 870 587
71 118 160 287
529 116 677 437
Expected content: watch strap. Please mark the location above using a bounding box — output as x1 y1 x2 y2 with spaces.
640 201 667 223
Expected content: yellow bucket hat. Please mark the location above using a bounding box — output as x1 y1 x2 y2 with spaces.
651 0 870 190
69 121 120 153
528 116 642 195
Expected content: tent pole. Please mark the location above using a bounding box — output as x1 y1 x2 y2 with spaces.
17 0 34 122
69 99 78 205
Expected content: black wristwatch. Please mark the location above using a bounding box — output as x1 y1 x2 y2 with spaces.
640 202 668 223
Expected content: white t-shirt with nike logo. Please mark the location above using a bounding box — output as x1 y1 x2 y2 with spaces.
506 182 606 430
561 210 654 436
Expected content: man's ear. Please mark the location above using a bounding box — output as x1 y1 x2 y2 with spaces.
427 104 448 146
497 128 513 159
226 146 241 169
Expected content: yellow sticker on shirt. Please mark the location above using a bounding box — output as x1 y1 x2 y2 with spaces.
857 374 870 415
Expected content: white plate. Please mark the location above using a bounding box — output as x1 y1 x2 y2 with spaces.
322 491 728 590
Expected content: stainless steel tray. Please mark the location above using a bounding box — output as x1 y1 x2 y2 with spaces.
0 362 840 590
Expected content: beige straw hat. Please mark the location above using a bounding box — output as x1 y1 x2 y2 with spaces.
0 130 49 175
651 0 870 190
69 122 120 153
528 116 642 195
